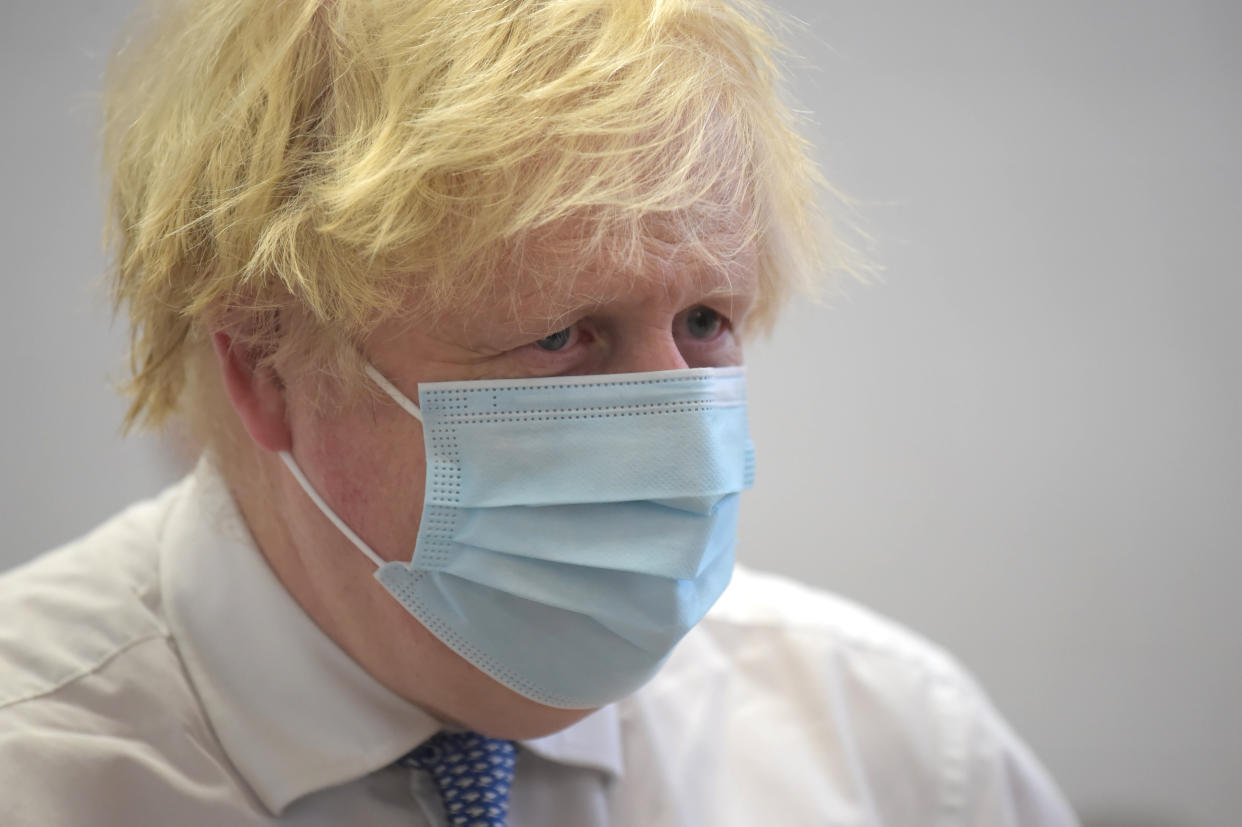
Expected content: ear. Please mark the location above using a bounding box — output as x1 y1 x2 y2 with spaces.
210 331 293 453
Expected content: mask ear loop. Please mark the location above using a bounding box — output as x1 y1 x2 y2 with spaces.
279 451 386 568
364 363 423 422
276 362 425 569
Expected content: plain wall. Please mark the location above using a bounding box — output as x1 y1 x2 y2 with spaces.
2 2 1239 826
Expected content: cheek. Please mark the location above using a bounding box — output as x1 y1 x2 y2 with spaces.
303 403 429 562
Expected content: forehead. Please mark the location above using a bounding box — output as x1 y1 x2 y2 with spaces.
401 209 760 337
492 218 758 326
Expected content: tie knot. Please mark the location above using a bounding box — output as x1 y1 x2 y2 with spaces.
399 731 517 827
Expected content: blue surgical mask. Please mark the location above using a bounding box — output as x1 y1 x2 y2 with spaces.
280 365 754 709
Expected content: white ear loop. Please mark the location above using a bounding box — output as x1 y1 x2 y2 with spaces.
364 363 423 422
279 451 385 568
275 363 425 570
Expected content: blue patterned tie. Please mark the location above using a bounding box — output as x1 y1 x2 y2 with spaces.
399 731 517 827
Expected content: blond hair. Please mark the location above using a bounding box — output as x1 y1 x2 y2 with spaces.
105 0 834 431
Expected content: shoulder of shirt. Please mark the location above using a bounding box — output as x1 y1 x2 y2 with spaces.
631 567 1080 825
703 563 978 689
0 479 188 711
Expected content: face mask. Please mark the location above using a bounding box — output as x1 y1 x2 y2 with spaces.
279 365 754 709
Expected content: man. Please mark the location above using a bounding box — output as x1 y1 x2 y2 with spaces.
0 0 1078 824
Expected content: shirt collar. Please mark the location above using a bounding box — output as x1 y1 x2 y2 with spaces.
161 458 622 814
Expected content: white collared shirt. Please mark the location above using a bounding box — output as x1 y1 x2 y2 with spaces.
0 461 1078 826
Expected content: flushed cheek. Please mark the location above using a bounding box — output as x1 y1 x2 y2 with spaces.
305 404 429 565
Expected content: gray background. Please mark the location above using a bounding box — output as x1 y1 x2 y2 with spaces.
2 2 1239 825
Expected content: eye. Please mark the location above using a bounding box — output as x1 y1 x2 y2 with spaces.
683 306 724 340
534 327 573 351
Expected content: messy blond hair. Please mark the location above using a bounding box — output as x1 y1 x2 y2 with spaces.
105 0 832 431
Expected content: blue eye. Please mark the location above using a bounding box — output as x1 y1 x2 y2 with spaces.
684 306 723 340
535 328 573 351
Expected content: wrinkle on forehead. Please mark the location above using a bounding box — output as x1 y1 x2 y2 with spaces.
491 212 759 332
384 200 760 346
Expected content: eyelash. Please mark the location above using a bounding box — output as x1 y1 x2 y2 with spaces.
525 306 733 359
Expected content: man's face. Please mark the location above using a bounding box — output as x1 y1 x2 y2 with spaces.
266 234 758 737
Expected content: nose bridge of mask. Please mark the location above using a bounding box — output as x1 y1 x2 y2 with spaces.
415 369 752 511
